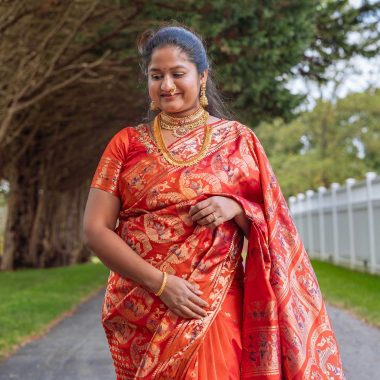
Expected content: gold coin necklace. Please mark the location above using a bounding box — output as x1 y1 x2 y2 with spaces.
152 111 212 167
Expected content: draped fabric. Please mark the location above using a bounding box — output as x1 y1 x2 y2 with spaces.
184 256 244 379
90 119 345 379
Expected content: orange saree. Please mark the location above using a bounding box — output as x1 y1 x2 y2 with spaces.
90 119 345 379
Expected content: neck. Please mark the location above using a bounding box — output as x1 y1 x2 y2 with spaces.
160 106 206 126
162 104 202 118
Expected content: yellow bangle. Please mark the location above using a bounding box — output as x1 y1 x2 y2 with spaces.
154 272 168 296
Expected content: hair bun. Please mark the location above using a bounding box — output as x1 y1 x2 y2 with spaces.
136 29 154 55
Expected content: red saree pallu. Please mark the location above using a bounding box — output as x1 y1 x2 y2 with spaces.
90 119 346 379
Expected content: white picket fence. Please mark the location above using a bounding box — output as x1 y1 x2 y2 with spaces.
288 172 380 274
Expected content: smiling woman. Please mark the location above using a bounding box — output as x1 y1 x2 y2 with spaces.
148 46 207 117
83 24 346 380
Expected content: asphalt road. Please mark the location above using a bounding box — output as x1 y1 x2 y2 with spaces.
0 288 379 380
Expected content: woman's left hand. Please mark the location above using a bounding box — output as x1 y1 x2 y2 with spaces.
189 196 243 228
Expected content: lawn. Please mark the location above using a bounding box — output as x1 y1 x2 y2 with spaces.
0 256 379 363
0 259 109 361
311 259 380 328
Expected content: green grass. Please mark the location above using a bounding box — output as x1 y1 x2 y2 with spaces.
311 259 380 328
1 255 379 362
0 259 109 361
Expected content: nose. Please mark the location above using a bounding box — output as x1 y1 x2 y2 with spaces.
160 75 175 92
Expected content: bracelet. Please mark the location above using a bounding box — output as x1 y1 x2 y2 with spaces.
154 272 168 296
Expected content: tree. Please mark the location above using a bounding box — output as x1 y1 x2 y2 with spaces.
255 88 380 199
0 1 144 269
1 0 379 269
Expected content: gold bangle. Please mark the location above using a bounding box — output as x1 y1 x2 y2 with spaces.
154 272 168 296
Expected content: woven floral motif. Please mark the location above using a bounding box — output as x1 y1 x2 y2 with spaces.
90 120 345 379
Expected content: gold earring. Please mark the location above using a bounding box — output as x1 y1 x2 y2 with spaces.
150 100 160 111
199 82 208 108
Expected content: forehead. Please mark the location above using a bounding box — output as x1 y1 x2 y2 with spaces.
148 45 194 71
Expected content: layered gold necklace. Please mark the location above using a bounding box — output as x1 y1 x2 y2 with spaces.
160 106 206 138
152 108 213 167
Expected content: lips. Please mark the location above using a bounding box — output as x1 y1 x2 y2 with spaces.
161 93 179 97
160 94 180 101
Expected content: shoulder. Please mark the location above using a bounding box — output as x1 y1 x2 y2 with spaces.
111 126 131 141
221 120 265 159
107 124 140 148
218 119 258 140
100 126 133 162
232 120 256 137
108 121 154 146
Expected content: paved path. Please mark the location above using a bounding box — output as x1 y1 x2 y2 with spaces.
0 289 379 379
327 304 380 379
0 289 114 380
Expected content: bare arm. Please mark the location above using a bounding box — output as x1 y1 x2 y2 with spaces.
83 188 209 319
82 188 163 293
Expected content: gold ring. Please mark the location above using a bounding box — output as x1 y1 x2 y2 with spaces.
169 85 176 96
212 212 217 221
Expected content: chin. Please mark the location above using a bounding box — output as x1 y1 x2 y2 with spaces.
160 104 183 114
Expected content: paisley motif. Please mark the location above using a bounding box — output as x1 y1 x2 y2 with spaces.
90 120 345 379
118 287 154 322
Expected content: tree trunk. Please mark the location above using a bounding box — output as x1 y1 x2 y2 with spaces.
1 164 91 271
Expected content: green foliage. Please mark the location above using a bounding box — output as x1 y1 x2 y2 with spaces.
255 88 380 198
84 0 380 127
304 0 380 82
129 0 317 126
1 0 379 269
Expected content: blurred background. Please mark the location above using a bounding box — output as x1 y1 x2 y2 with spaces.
0 0 379 379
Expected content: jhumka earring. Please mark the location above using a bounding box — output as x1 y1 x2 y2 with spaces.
150 100 160 111
199 82 208 108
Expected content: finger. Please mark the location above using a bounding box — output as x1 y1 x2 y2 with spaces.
172 307 189 319
180 304 205 319
189 200 211 217
190 205 215 222
204 218 224 228
198 212 217 225
188 293 209 308
185 300 208 318
185 281 202 294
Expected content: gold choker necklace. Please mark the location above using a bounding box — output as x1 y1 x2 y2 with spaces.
153 111 212 167
160 107 207 138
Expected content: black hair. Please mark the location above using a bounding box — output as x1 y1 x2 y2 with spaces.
136 23 232 121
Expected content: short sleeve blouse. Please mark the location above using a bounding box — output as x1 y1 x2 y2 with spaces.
90 127 129 198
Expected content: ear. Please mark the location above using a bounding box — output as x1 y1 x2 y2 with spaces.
200 69 209 84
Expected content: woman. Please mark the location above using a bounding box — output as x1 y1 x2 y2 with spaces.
83 25 345 379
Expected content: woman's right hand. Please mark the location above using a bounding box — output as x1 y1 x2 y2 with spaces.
159 274 209 319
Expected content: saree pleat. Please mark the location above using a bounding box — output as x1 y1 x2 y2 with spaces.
90 120 346 379
184 256 244 380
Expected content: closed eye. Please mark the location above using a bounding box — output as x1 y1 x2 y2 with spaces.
150 73 185 80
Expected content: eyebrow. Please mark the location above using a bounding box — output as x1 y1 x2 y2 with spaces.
148 65 188 72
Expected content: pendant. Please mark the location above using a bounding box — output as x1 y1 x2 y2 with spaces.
153 113 212 167
172 126 189 138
